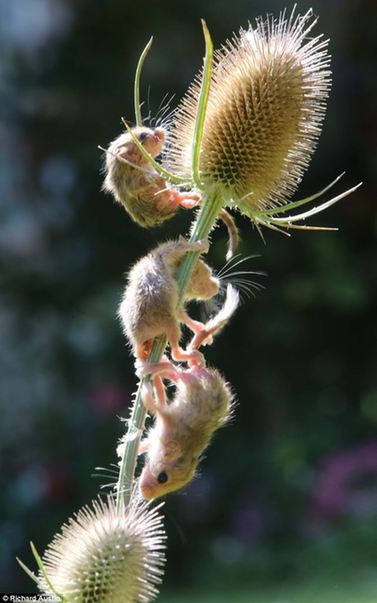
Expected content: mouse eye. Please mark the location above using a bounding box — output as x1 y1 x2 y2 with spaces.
157 471 168 484
138 131 149 143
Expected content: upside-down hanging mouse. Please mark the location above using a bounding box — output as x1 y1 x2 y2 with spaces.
118 362 234 499
102 125 239 259
103 126 199 227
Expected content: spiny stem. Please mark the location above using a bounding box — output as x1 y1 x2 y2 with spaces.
176 189 223 302
115 335 166 512
115 189 223 511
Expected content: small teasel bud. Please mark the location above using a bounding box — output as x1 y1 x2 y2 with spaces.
37 495 166 602
168 8 332 218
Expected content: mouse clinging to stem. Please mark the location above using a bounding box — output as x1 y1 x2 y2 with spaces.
118 238 221 367
102 124 240 259
100 33 240 257
118 361 234 500
102 125 201 228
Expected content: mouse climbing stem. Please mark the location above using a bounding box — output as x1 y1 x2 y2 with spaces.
116 189 224 511
116 18 216 511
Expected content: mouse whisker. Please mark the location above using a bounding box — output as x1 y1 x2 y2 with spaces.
221 269 266 278
217 254 261 278
99 482 117 491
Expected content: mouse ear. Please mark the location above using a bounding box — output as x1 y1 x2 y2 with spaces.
118 144 132 160
162 440 181 461
138 438 150 455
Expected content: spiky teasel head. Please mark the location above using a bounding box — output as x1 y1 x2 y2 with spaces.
167 8 345 229
23 495 166 602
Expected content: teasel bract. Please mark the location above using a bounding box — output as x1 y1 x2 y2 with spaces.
166 8 359 233
19 496 166 602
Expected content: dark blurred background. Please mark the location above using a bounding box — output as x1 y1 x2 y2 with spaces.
1 0 376 600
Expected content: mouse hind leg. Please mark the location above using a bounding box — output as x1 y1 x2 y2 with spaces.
177 308 209 336
188 327 213 350
166 323 205 366
177 308 214 350
152 375 169 408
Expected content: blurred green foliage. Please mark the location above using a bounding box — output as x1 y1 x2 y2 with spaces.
0 0 376 597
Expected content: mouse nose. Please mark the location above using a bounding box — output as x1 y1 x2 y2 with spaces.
210 277 220 296
139 470 159 500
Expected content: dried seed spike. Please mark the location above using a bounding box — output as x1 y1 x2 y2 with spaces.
167 8 332 220
37 495 166 603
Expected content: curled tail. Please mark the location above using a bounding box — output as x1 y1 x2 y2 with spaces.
219 209 239 261
189 284 239 350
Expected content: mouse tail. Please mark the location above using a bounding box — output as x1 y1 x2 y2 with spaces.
219 209 239 260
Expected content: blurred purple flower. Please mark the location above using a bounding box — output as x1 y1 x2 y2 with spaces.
178 472 216 522
10 462 73 508
230 503 267 543
229 487 269 544
44 462 72 502
310 441 377 519
89 383 130 415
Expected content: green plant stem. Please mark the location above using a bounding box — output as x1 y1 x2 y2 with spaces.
115 188 223 511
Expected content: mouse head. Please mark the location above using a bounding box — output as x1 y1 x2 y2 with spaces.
186 259 220 301
139 440 197 500
112 126 166 163
106 127 166 165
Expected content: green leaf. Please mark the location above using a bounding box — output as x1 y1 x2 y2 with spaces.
30 542 66 602
121 118 188 185
134 37 153 127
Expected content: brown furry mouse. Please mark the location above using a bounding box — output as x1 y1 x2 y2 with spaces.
118 238 220 365
103 126 200 228
128 362 233 500
102 125 239 258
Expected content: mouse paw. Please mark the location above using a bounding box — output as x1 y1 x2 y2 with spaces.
170 190 201 209
189 328 214 350
187 349 206 367
171 345 205 366
201 334 214 346
136 358 178 380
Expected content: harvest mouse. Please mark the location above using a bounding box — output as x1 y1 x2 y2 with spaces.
118 238 220 365
118 363 234 499
102 125 239 258
103 126 200 228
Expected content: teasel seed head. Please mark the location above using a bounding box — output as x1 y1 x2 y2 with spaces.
167 8 331 219
38 495 166 602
